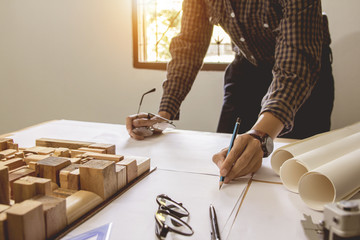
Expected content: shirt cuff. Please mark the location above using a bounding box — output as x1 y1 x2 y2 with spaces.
260 100 295 136
159 94 181 120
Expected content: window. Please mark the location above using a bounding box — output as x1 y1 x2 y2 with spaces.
132 0 234 71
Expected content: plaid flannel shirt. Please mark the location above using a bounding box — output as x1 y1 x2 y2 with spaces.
159 0 331 134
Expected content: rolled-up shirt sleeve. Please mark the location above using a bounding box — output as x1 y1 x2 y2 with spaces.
159 0 213 119
260 0 324 134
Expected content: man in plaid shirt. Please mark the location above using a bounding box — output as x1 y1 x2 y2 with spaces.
127 0 334 183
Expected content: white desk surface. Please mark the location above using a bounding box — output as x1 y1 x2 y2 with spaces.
6 120 323 240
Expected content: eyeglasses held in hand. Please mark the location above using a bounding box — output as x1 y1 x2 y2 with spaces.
155 194 194 239
137 88 156 115
133 89 176 137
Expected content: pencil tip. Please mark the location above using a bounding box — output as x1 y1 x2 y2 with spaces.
219 182 223 190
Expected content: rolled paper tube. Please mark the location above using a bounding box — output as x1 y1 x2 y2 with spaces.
271 122 360 175
280 132 360 193
298 149 360 211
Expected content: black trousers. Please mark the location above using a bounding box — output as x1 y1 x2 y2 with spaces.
216 47 334 139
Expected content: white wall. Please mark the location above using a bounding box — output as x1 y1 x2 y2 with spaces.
0 0 359 135
322 1 360 129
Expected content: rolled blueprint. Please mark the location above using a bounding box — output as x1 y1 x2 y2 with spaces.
271 122 360 175
279 132 360 193
298 149 360 211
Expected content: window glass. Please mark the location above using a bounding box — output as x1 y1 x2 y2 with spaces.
133 0 234 70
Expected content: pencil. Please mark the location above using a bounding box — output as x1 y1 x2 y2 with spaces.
219 117 241 190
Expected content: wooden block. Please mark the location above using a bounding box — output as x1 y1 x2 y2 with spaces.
0 205 9 239
0 166 10 205
37 156 71 185
117 157 138 184
79 160 117 200
8 165 30 174
5 155 16 160
51 182 59 191
1 158 25 171
66 190 102 224
7 142 19 151
80 158 92 164
23 147 41 154
52 147 70 157
78 147 106 154
23 146 55 155
0 139 8 151
23 176 51 195
83 152 124 162
24 154 51 165
88 143 116 154
60 164 80 190
6 199 46 240
9 167 36 192
13 179 36 203
8 155 17 160
13 176 51 203
70 157 81 164
70 149 87 158
0 149 17 160
36 138 94 149
68 169 80 190
134 156 151 176
15 151 25 159
0 138 13 151
28 161 40 176
50 188 77 199
0 212 8 240
0 149 17 156
32 195 67 239
115 165 126 190
0 205 9 213
59 165 77 188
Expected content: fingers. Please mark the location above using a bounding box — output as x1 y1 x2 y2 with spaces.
212 148 228 169
224 143 262 183
219 136 247 177
126 113 166 140
129 131 145 140
126 113 148 134
219 134 263 183
133 117 160 128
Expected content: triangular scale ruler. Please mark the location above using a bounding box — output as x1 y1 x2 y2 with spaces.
66 223 112 240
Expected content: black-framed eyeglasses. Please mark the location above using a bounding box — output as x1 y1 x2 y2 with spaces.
155 194 194 239
133 88 176 137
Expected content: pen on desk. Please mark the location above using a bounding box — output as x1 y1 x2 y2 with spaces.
209 204 221 240
219 117 241 190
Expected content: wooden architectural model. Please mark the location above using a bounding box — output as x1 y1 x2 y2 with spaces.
0 137 151 239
